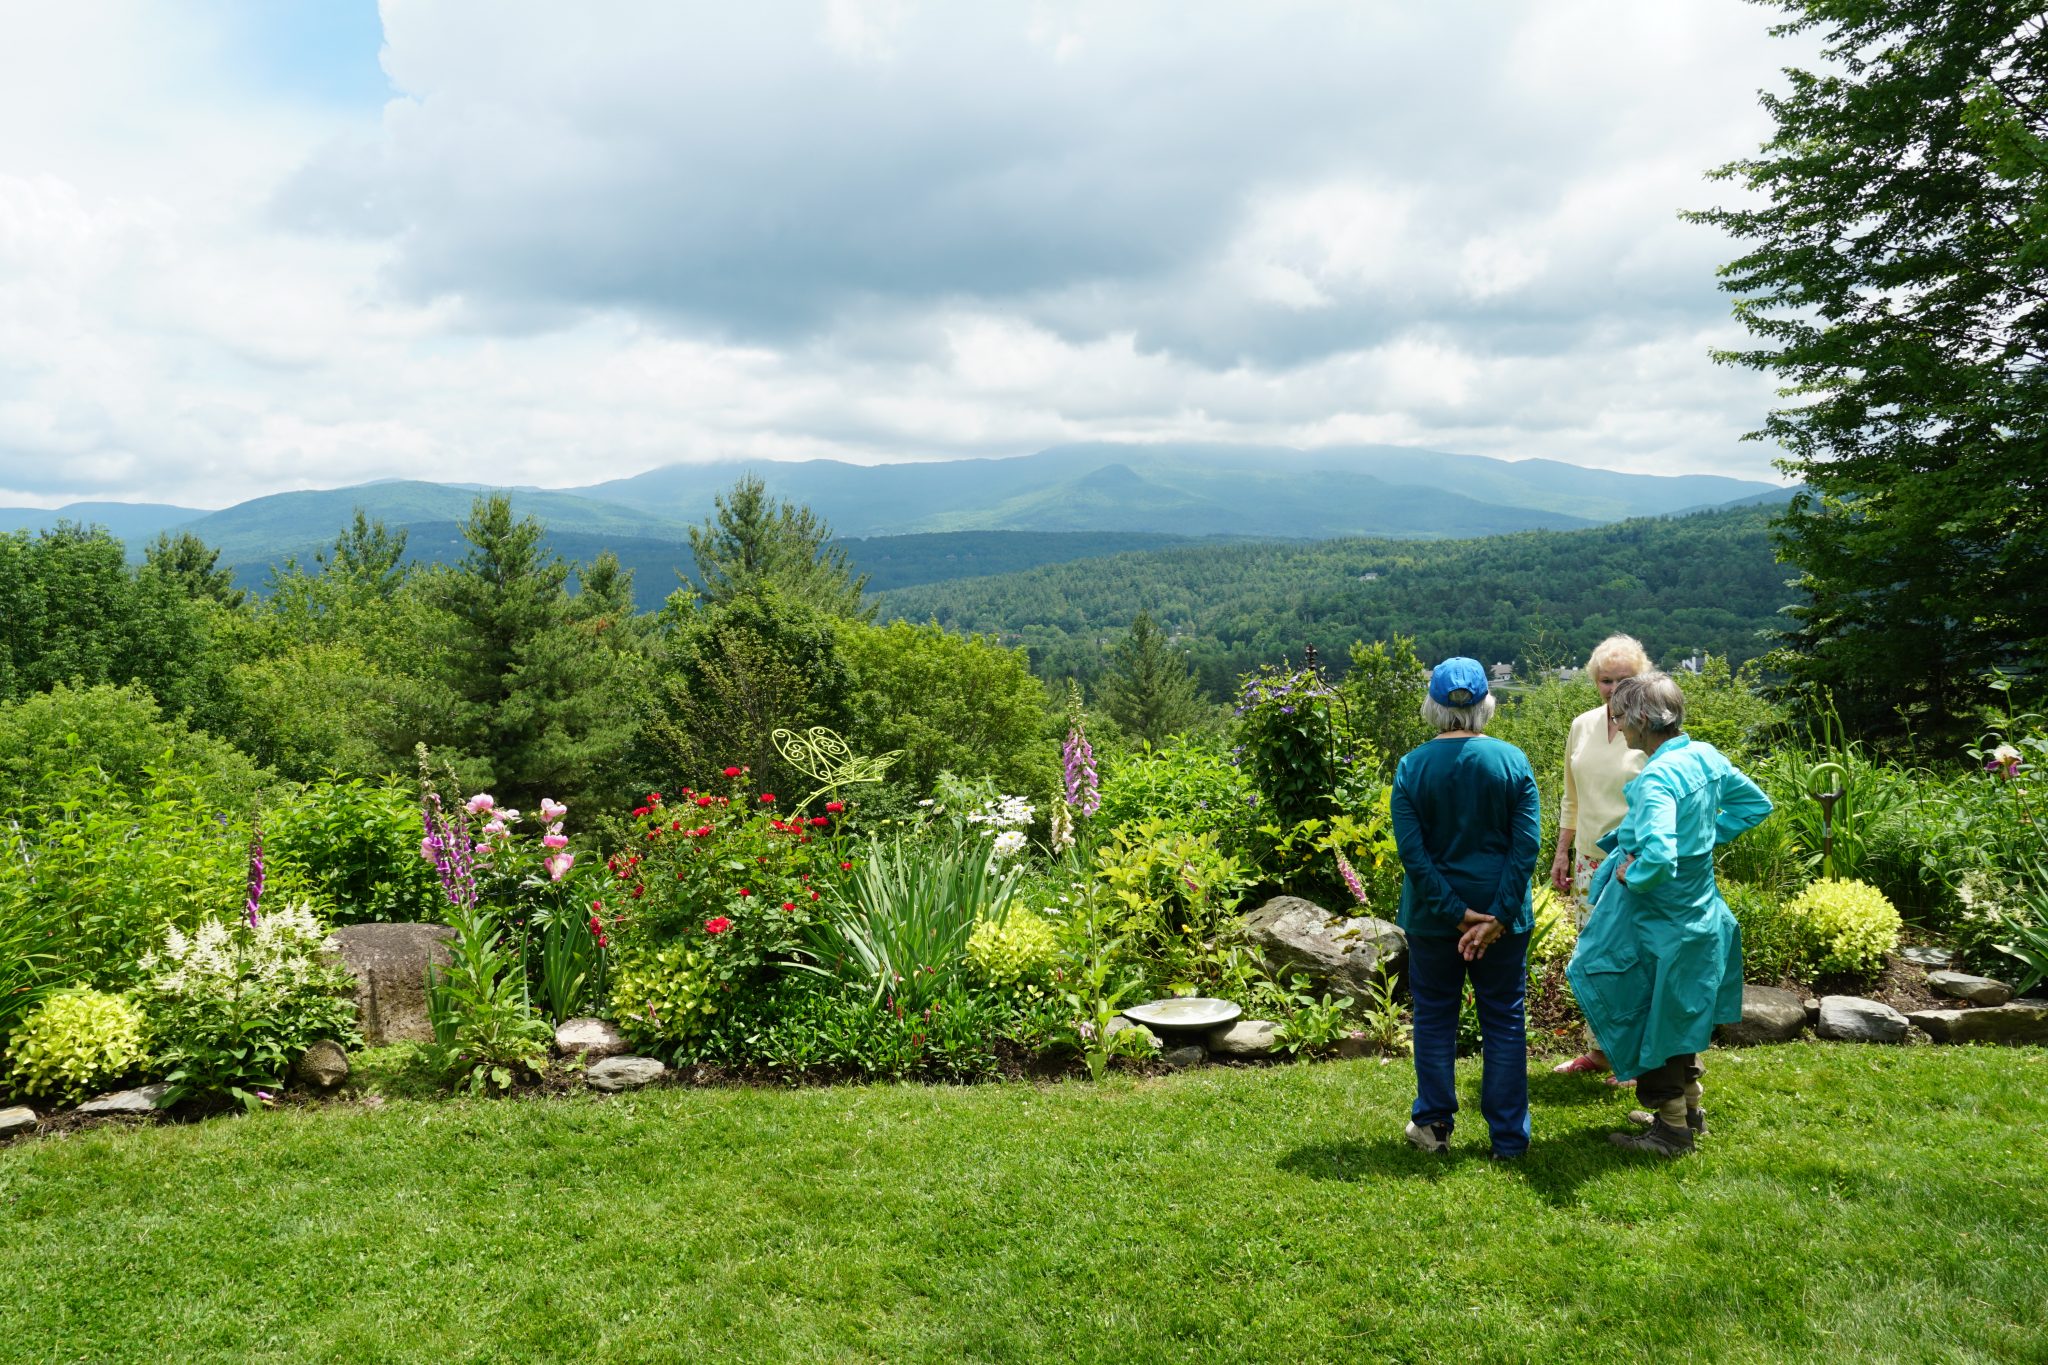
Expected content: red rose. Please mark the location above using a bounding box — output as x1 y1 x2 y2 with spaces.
632 806 650 818
811 816 829 827
704 916 732 934
648 793 662 804
696 795 713 807
781 901 796 911
737 888 750 897
590 900 605 913
840 861 853 871
722 766 742 778
825 801 844 813
631 885 645 899
810 889 820 900
759 793 775 803
670 820 683 832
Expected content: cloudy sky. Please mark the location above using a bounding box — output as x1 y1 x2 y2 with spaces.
0 0 1816 510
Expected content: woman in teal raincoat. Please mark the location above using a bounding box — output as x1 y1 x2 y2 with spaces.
1567 672 1772 1156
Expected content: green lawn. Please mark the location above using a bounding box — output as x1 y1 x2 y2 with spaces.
3 1046 2045 1364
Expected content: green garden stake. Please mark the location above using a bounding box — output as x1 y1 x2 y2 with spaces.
1806 761 1847 879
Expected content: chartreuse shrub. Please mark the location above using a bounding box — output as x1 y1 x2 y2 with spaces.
3 988 149 1104
140 905 361 1111
609 942 722 1053
1788 877 1902 978
965 906 1061 991
1529 884 1576 964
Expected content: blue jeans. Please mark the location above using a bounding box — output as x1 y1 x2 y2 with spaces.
1408 929 1530 1156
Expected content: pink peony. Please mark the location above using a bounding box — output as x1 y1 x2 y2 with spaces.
540 798 568 823
465 793 495 815
544 851 575 882
542 832 569 850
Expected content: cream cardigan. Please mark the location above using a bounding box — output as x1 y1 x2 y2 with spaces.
1558 703 1645 857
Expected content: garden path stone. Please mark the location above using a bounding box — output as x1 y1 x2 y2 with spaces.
1241 896 1406 999
295 1040 350 1090
76 1084 169 1117
585 1056 667 1092
1900 945 1952 968
1716 986 1807 1045
555 1017 627 1060
0 1106 36 1138
1926 972 2013 1007
1160 1045 1207 1069
1207 1019 1282 1057
1907 1000 2048 1045
1816 995 1908 1043
323 923 457 1045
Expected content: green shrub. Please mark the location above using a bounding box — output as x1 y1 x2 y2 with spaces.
1096 737 1257 851
265 776 443 925
609 942 722 1052
1724 881 1803 984
140 905 361 1110
1788 877 1902 978
3 988 149 1104
966 907 1062 991
1529 884 1576 964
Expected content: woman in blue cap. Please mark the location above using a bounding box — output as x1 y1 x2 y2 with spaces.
1391 656 1541 1159
1569 672 1772 1156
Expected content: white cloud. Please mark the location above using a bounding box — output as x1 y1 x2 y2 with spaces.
0 0 1817 510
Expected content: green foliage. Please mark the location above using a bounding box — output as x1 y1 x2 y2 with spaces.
878 505 1792 696
835 617 1053 800
1091 819 1251 981
142 530 246 609
608 942 722 1053
1673 657 1784 762
3 988 149 1104
140 905 361 1111
1724 882 1804 985
1685 2 2046 742
1337 636 1432 779
1788 878 1903 980
687 475 871 620
1275 990 1356 1057
1233 663 1341 828
1352 972 1412 1057
1095 612 1209 745
264 776 443 925
0 682 269 815
965 906 1062 992
1529 885 1576 965
794 833 1024 1014
425 904 552 1094
1096 734 1258 851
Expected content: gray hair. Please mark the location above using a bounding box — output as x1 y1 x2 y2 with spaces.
1420 692 1498 734
1610 672 1685 735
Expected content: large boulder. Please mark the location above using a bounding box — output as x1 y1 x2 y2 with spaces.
0 1106 36 1139
1816 995 1908 1044
1716 985 1808 1045
1926 971 2013 1007
324 923 458 1045
1241 896 1406 999
1907 1000 2048 1046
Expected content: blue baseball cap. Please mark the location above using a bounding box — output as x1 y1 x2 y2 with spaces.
1428 657 1489 706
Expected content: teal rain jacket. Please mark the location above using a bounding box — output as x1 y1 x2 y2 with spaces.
1566 735 1772 1080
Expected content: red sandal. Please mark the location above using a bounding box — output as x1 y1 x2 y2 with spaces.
1551 1054 1605 1075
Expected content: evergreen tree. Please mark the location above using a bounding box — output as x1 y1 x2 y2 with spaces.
1685 0 2047 738
1095 612 1206 745
688 475 871 619
316 509 410 598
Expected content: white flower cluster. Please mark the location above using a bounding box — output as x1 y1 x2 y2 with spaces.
967 795 1035 830
142 903 334 998
990 829 1029 860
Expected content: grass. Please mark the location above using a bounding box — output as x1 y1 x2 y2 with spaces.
3 1045 2046 1363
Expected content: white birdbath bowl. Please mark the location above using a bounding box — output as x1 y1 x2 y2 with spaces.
1122 997 1242 1032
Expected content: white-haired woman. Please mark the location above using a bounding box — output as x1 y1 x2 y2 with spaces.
1391 657 1541 1159
1568 672 1772 1156
1550 634 1651 1079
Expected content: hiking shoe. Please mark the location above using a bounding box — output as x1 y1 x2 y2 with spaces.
1405 1120 1451 1153
1627 1107 1708 1137
1608 1119 1696 1157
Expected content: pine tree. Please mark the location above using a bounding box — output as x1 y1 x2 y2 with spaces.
1095 612 1205 745
687 475 871 620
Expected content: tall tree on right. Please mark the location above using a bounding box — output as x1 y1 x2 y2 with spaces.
1685 0 2046 739
1096 612 1206 746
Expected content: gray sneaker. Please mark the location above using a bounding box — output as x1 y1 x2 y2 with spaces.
1608 1119 1696 1156
1627 1107 1708 1136
1405 1120 1451 1153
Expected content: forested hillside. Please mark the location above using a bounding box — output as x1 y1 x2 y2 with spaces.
877 505 1789 695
